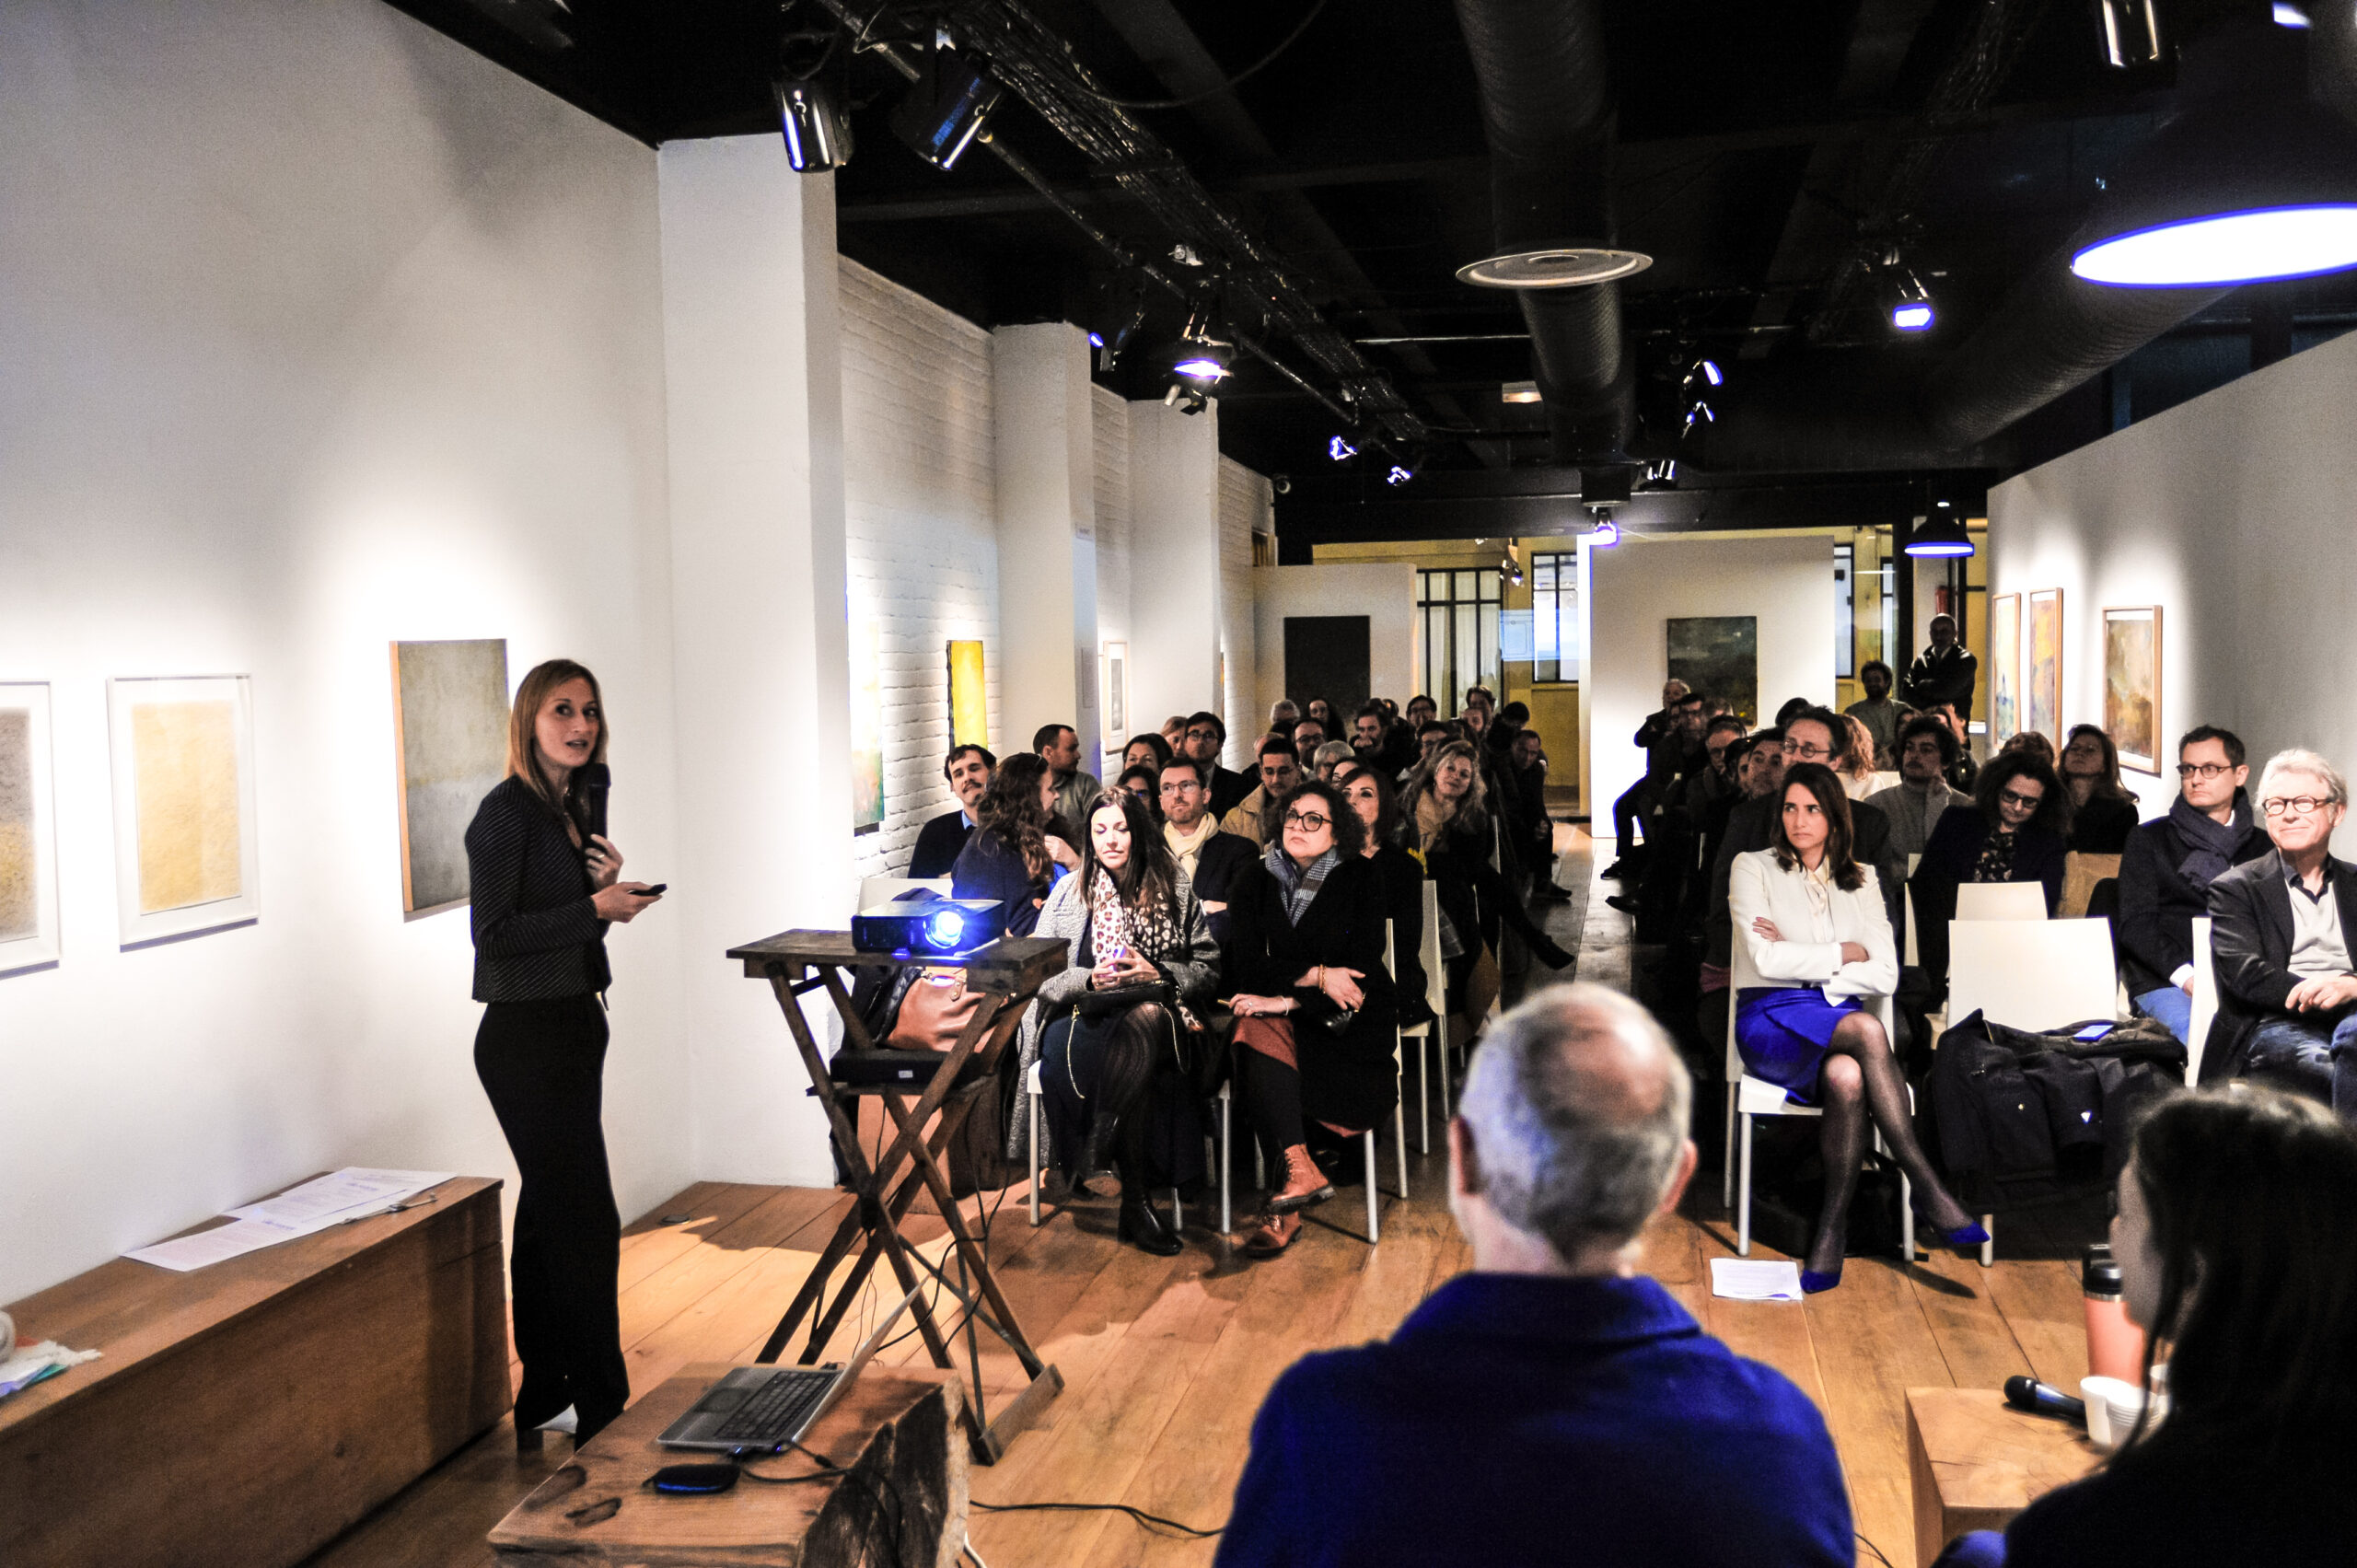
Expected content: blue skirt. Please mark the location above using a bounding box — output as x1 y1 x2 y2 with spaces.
1734 986 1861 1107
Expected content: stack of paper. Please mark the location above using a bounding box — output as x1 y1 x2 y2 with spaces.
0 1341 100 1400
123 1168 454 1273
1709 1257 1805 1302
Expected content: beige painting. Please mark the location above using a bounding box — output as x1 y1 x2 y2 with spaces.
0 708 32 940
133 699 244 912
392 639 509 912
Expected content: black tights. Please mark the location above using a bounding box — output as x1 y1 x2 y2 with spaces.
1043 1003 1170 1190
1809 1013 1976 1273
1237 1047 1306 1174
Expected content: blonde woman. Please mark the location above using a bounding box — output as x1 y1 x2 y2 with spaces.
1401 741 1571 1023
1839 714 1895 799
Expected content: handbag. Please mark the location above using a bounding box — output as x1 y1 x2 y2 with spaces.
1067 979 1176 1018
886 966 983 1051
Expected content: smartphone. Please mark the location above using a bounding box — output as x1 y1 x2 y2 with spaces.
639 883 668 896
2072 1022 2114 1042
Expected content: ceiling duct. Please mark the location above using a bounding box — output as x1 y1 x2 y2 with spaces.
1453 0 1634 465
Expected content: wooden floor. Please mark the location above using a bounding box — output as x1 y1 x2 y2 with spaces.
305 830 2095 1568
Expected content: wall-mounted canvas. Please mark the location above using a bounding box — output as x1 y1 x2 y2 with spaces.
390 639 509 913
0 682 62 977
946 640 987 747
1989 593 2021 745
2026 589 2064 747
1666 615 1759 726
109 675 261 946
2103 607 2163 774
850 617 884 835
1104 641 1128 735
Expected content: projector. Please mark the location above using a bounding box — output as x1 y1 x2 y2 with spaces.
851 895 1001 957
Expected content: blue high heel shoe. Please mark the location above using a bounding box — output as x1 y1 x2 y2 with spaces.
1800 1265 1843 1295
1942 1219 1991 1249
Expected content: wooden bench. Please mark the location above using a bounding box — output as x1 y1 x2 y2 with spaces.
0 1175 509 1568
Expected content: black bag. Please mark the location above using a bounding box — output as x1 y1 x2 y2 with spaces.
1068 980 1176 1017
1927 1010 2061 1208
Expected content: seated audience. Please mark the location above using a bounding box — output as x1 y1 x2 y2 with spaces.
1866 714 1962 862
1182 710 1253 819
1404 741 1573 1020
1028 791 1220 1256
1404 692 1438 732
2000 729 2057 768
1035 721 1102 831
1928 701 1980 792
1159 714 1190 754
1510 726 1569 901
1268 698 1301 733
1289 716 1329 757
951 753 1069 938
1695 729 1787 1037
1334 761 1432 1022
1408 719 1453 778
1310 738 1355 783
2118 726 2265 1045
907 743 993 878
1157 756 1257 940
2206 749 2357 1119
1350 701 1388 761
1223 735 1305 847
1844 658 1910 769
1773 695 1814 730
1912 750 2071 990
1121 731 1173 777
1305 696 1338 736
1730 765 1988 1290
1223 780 1400 1257
1836 714 1893 800
1215 985 1854 1568
2061 724 2140 854
1114 762 1163 820
1603 679 1694 882
1936 1088 2357 1567
1608 690 1712 916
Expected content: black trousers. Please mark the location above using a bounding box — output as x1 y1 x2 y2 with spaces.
474 994 630 1432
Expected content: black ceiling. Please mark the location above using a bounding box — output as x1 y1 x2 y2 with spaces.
388 0 2357 519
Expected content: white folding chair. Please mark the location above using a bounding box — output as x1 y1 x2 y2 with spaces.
1955 882 2049 923
1027 1052 1196 1234
2187 916 2217 1086
1403 879 1448 1152
1948 918 2120 1033
1904 854 1923 967
856 876 953 914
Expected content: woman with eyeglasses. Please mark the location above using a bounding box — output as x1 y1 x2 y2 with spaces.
1910 749 2073 994
1222 779 1399 1258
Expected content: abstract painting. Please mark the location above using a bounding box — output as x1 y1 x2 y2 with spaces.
1989 593 2021 745
1666 615 1759 726
946 640 987 747
390 639 508 913
2026 589 2064 748
0 683 61 977
2104 607 2163 773
1104 641 1128 735
850 617 884 835
109 675 261 946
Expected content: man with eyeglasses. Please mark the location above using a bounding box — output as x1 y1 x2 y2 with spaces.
1182 710 1253 819
1159 755 1257 942
2203 749 2357 1121
2117 726 2268 1046
1221 735 1306 849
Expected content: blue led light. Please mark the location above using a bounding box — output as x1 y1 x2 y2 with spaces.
1590 518 1620 548
925 910 968 949
1328 435 1357 461
1891 302 1935 331
2072 204 2357 287
1701 359 1723 386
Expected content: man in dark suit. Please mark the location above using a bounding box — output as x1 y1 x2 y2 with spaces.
1181 709 1253 819
1602 678 1690 881
906 743 994 879
2118 726 2268 1044
1898 612 1979 716
2205 749 2357 1120
1215 985 1852 1568
1156 756 1257 943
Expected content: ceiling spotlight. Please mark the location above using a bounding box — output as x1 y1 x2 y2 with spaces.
1681 401 1715 433
1887 273 1936 331
1904 513 1976 558
1457 248 1654 289
1637 459 1678 493
2096 0 2164 67
1589 516 1620 548
1501 381 1542 404
777 76 853 173
1167 296 1235 386
1501 554 1525 587
1172 348 1232 382
888 44 1002 171
1385 464 1414 486
2273 3 2311 27
1165 383 1209 415
1328 435 1358 461
1700 359 1723 387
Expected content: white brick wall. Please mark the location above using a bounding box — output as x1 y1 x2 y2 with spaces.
840 259 1000 883
1092 384 1133 765
1219 457 1271 768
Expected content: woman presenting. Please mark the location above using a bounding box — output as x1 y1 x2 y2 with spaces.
466 659 662 1448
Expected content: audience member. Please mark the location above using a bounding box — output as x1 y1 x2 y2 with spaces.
1604 679 1691 879
1464 685 1496 719
2205 749 2357 1118
2061 725 2139 854
1403 741 1573 1020
2000 729 2057 768
1911 750 2071 990
1411 719 1452 775
1929 701 1980 792
1157 756 1256 940
1268 698 1301 733
951 753 1068 938
1305 697 1338 736
1405 693 1438 731
1159 714 1190 754
1220 735 1304 847
1350 702 1387 760
1216 986 1854 1568
2118 726 2265 1046
1866 714 1961 862
1510 727 1568 901
1335 761 1433 1023
1310 738 1355 783
1035 722 1102 832
1489 699 1530 759
1836 714 1891 800
1899 612 1979 715
1223 780 1400 1257
1290 716 1329 756
1027 790 1220 1256
1115 762 1163 820
1939 1089 2357 1567
1122 731 1174 776
1607 689 1710 915
1183 710 1253 819
1773 695 1813 729
908 743 994 879
1730 765 1989 1290
1844 659 1910 769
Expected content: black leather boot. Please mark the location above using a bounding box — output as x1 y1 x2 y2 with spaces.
1117 1192 1183 1256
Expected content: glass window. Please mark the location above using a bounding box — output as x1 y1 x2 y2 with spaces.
1417 564 1503 710
1530 551 1578 683
1834 544 1855 679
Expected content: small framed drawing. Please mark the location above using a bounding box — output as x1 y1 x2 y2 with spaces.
108 675 261 947
1989 593 2021 746
2103 607 2163 774
1103 641 1129 735
0 681 62 977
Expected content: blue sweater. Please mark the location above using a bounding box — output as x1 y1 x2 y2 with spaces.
1215 1273 1852 1568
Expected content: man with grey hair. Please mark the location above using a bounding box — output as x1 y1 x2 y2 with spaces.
1215 985 1852 1567
2206 748 2357 1121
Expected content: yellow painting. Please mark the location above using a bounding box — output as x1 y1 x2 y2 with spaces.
2026 588 2063 748
2104 607 2162 773
0 708 31 940
947 639 987 747
133 699 244 912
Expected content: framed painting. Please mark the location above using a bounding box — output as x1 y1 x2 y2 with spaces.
849 617 884 836
0 682 62 977
2026 588 2064 748
1989 593 2021 746
946 640 987 747
108 675 261 947
2103 607 2163 774
1103 641 1128 736
1666 615 1758 726
389 639 509 914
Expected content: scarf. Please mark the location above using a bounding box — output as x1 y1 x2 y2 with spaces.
1264 842 1340 926
1973 827 2018 885
2170 791 2251 891
1165 813 1218 880
1086 868 1200 1031
1413 791 1456 854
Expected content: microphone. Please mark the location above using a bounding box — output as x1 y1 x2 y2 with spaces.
577 762 610 843
2003 1375 2086 1424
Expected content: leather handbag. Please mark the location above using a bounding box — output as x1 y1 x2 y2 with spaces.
1068 979 1175 1018
886 966 983 1051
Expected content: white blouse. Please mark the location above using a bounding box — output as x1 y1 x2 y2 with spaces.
1728 848 1898 1001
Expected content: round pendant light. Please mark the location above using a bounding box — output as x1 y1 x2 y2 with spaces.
1457 246 1654 289
1904 513 1975 558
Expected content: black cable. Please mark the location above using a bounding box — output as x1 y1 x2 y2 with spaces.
734 1435 915 1568
971 1499 1223 1539
1856 1530 1898 1568
1065 0 1331 110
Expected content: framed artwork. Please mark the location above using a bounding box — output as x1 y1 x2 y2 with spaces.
108 675 261 947
1666 615 1758 726
2026 588 2064 748
849 617 884 836
389 639 509 914
946 640 987 747
1989 593 2021 746
1103 641 1128 735
0 682 62 978
2103 607 2163 774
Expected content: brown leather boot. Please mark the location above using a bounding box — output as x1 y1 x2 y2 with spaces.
1267 1144 1336 1214
1241 1212 1302 1257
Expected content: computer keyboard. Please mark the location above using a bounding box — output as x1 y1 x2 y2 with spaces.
710 1368 835 1444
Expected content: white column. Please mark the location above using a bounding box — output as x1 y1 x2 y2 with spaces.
992 322 1099 763
659 137 851 1187
1128 397 1224 752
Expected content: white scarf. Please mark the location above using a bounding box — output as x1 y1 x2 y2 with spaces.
1165 813 1218 879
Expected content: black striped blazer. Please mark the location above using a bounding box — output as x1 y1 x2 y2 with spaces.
466 776 610 1003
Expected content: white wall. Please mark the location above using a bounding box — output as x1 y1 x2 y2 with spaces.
1250 564 1419 733
1585 533 1836 834
1991 327 2357 830
1219 456 1271 762
993 324 1101 768
0 0 685 1301
1092 386 1135 769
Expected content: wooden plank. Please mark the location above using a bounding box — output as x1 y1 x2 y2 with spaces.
615 1188 848 1354
1908 1245 2034 1393
1801 1253 1956 1568
1690 1223 1830 1411
727 932 1067 992
1984 1259 2091 1391
617 1182 791 1291
1906 1388 2100 1567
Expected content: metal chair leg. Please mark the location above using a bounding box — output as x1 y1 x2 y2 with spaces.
1219 1082 1232 1234
1736 1112 1755 1257
1364 1130 1379 1242
1416 1034 1432 1154
1028 1080 1042 1227
1980 1216 1995 1269
1393 1099 1410 1201
1722 1084 1738 1211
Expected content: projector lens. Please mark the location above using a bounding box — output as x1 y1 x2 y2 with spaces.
925 911 966 948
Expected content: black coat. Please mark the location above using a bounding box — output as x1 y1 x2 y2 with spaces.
466 777 610 1003
1222 855 1400 1132
2066 794 2140 855
1185 827 1261 944
1210 764 1255 821
1705 793 1899 966
1414 808 1553 958
2204 850 2357 1081
1910 809 2068 986
950 829 1052 938
2115 803 2270 994
1899 642 1979 714
906 810 973 880
1365 843 1430 1015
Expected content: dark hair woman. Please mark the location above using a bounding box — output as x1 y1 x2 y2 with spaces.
1728 764 1986 1292
1115 762 1163 824
1223 779 1399 1258
1022 790 1220 1255
952 752 1071 938
465 659 663 1449
2061 724 2139 854
1122 731 1174 775
1936 1088 2357 1566
1400 740 1572 1025
1304 696 1338 736
1335 761 1433 1027
1911 749 2072 991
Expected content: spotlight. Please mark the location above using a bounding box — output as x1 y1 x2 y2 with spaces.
1328 434 1358 461
777 76 853 172
1457 248 1654 289
1501 380 1542 404
1589 516 1620 548
2096 0 2164 67
1700 359 1723 387
1501 554 1524 587
1172 348 1233 382
1681 401 1715 433
1386 464 1413 486
1887 274 1935 331
1637 459 1678 493
1088 331 1105 348
888 44 1002 171
1904 513 1976 558
2273 3 2311 28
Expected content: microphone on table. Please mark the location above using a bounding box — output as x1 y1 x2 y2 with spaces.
2004 1375 2087 1424
577 762 611 843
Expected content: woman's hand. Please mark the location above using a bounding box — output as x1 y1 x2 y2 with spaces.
1750 916 1783 943
586 834 623 890
1045 835 1081 872
1838 940 1868 966
1090 950 1157 989
1313 965 1366 1012
593 882 662 923
1229 993 1298 1017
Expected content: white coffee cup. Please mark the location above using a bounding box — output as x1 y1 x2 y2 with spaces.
2079 1376 2141 1450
